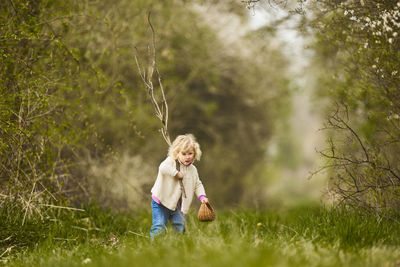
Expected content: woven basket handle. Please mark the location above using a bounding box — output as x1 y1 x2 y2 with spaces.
205 202 214 212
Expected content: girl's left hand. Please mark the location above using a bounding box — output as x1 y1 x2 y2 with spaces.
201 197 209 204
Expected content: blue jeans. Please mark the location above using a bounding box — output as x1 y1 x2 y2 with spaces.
150 199 186 238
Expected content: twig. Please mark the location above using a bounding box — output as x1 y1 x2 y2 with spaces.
134 12 171 146
71 226 89 232
53 237 78 241
39 204 85 212
0 236 12 243
134 12 188 196
128 230 149 238
0 246 15 258
279 223 299 236
22 181 36 226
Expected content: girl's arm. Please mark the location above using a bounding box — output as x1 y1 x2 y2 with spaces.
158 157 179 178
194 167 207 201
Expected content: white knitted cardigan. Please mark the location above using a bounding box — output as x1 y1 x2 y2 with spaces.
151 156 206 214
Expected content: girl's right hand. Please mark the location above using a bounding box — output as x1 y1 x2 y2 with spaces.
175 171 184 179
201 197 209 204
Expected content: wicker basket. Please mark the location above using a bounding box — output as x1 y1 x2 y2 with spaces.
197 202 216 222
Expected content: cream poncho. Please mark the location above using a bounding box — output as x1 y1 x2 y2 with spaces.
151 156 206 214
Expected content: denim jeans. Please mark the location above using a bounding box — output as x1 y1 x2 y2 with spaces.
150 199 186 238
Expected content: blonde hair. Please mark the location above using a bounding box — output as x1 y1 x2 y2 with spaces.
168 134 202 161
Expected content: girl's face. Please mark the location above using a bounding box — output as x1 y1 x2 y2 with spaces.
178 148 195 166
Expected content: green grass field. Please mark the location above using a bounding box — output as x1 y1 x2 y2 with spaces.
2 204 400 267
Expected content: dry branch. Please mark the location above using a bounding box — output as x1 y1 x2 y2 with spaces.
134 12 187 197
316 103 400 216
134 12 170 146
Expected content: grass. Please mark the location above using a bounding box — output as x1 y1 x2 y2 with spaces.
1 203 400 267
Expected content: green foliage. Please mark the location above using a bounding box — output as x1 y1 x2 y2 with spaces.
3 204 400 266
1 0 292 218
0 201 137 253
306 0 400 215
71 0 292 206
0 0 93 217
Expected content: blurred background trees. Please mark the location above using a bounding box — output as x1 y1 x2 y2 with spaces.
239 0 400 217
0 0 294 218
7 0 398 220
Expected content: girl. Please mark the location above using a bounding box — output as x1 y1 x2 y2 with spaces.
150 134 209 238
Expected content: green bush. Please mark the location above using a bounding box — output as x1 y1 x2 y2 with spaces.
306 0 400 216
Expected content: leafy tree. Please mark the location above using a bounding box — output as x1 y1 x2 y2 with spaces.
64 0 293 207
0 0 93 222
306 0 400 216
1 0 293 213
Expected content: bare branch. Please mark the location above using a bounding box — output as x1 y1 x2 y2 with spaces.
134 12 190 198
134 12 171 146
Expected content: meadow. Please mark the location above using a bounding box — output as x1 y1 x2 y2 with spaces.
2 1 400 266
2 203 400 267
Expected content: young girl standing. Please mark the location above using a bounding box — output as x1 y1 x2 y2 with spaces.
150 134 209 238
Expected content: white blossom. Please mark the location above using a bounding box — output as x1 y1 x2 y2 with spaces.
340 2 400 45
387 114 400 120
82 258 91 264
385 26 393 32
